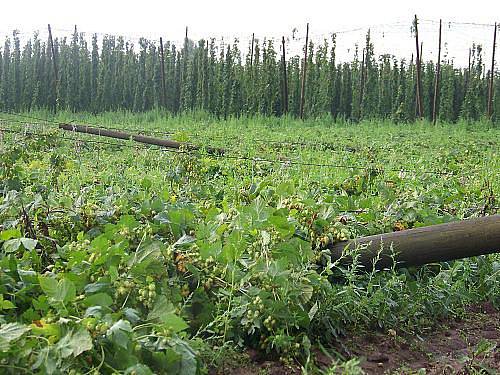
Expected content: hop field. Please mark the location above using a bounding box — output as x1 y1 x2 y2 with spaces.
0 112 499 374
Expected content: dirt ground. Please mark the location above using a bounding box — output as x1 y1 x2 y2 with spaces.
212 302 499 374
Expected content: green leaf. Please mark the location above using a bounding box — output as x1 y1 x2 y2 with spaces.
55 278 76 303
148 296 189 332
172 338 199 375
273 237 313 265
84 282 110 294
118 215 140 230
0 323 30 350
0 295 16 310
0 322 30 341
109 265 118 282
129 240 164 266
308 302 319 320
2 237 38 253
300 283 314 304
21 238 38 250
267 215 294 238
107 320 132 349
0 228 21 241
141 177 152 189
221 230 244 264
162 313 189 333
3 239 21 253
83 292 113 307
173 235 196 248
32 295 50 312
199 241 222 261
39 276 76 303
38 276 58 297
124 364 153 375
61 328 93 357
276 181 295 196
166 208 195 238
147 295 175 320
123 308 141 323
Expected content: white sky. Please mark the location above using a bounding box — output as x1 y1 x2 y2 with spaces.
1 0 499 66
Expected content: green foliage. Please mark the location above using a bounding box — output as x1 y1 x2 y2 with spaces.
0 113 498 373
0 29 499 122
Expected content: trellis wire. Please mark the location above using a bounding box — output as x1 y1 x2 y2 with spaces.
1 17 497 68
0 123 481 177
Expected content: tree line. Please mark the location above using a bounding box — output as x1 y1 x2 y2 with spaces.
0 27 498 122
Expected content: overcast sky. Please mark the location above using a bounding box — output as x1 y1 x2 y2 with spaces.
1 0 499 65
1 0 498 35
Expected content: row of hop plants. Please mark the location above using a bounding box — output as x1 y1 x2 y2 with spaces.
0 28 499 122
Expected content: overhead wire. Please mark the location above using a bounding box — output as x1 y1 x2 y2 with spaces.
2 128 498 220
1 18 495 68
0 124 471 177
2 126 498 214
2 111 494 161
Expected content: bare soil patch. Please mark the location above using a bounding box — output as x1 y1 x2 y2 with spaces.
213 302 499 374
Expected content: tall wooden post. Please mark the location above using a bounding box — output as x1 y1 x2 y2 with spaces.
250 33 255 68
299 23 309 119
179 26 188 112
487 22 497 119
47 24 59 113
159 37 167 109
465 48 472 94
414 15 424 119
415 42 424 118
281 36 289 115
182 27 188 75
358 48 366 121
432 19 442 124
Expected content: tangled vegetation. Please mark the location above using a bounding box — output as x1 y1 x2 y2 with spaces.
0 112 499 374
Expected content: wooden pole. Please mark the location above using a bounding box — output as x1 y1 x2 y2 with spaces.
250 33 255 68
414 42 423 119
159 37 167 109
299 23 309 119
59 124 224 155
487 22 497 119
281 36 289 115
358 48 366 121
414 15 424 119
182 27 188 81
330 215 500 269
432 19 442 124
47 24 59 113
410 53 418 118
415 44 424 119
464 47 472 99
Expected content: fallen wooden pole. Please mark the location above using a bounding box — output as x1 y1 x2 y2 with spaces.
330 215 500 269
58 124 224 155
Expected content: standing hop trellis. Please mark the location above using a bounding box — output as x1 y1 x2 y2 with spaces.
0 17 498 121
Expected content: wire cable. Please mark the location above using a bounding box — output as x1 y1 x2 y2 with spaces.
0 126 471 177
